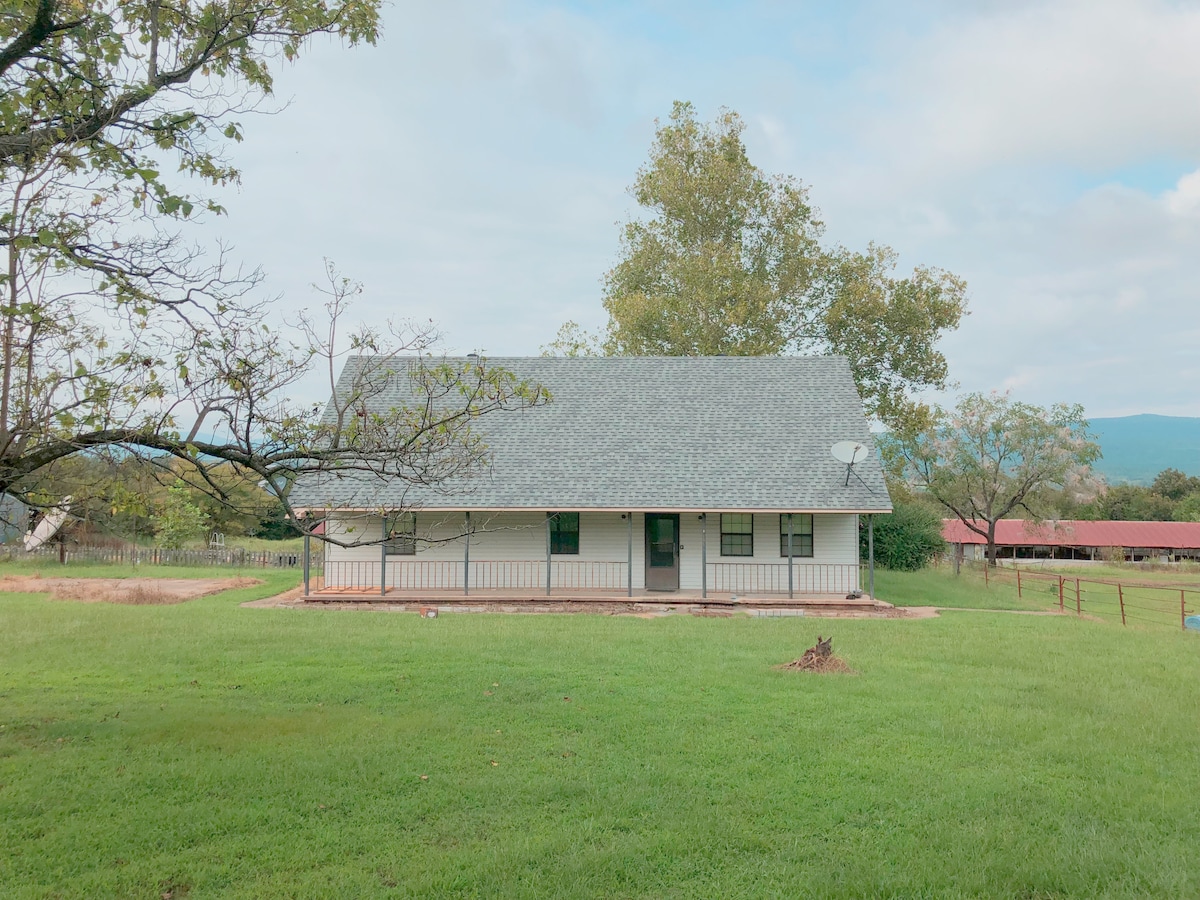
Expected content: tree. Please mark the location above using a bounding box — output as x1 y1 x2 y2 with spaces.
1151 468 1200 502
860 501 947 571
156 480 207 548
1073 468 1200 522
0 3 547 539
1080 484 1176 522
548 101 968 427
1173 492 1200 523
888 392 1102 566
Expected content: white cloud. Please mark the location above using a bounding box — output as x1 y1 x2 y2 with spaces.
175 0 1200 418
875 0 1200 179
1163 168 1200 216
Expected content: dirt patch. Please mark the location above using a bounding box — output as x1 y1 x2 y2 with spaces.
776 635 858 675
241 584 306 607
0 575 262 605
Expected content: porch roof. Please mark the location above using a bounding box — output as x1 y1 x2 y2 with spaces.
293 356 892 514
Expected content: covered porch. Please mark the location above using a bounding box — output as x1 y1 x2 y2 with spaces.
304 509 883 602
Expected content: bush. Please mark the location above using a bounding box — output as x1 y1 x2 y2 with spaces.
861 502 946 571
155 481 209 549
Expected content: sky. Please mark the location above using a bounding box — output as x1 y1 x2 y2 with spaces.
194 0 1200 418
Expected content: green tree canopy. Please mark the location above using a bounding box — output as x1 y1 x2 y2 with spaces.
0 2 546 538
860 500 947 571
1072 468 1200 523
156 480 208 549
549 101 968 428
888 392 1102 565
1150 468 1200 502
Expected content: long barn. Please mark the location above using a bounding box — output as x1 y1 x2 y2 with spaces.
943 519 1200 564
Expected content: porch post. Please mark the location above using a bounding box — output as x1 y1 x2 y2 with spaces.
545 513 553 596
464 511 471 596
303 532 311 597
626 512 633 597
787 512 794 599
868 513 875 599
701 513 707 599
380 513 387 597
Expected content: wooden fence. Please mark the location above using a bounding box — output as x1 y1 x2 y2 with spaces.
0 544 322 571
972 562 1198 631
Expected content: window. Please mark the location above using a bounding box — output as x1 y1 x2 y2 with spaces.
720 513 754 556
548 512 579 555
779 514 814 557
384 512 416 555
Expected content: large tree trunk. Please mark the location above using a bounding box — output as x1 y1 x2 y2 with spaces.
986 521 998 567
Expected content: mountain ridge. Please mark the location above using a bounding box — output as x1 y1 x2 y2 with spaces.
1088 414 1200 485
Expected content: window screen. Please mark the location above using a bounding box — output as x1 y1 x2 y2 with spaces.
720 513 754 557
385 512 417 555
548 512 580 555
779 514 814 557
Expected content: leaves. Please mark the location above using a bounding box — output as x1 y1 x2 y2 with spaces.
586 101 967 428
889 392 1103 560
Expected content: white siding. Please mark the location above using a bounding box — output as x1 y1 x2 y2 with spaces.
699 513 860 593
323 510 860 593
324 511 641 591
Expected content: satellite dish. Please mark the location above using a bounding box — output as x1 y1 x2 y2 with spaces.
831 441 870 487
831 441 869 465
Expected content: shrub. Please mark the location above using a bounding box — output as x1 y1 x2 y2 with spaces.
156 481 209 549
861 502 946 571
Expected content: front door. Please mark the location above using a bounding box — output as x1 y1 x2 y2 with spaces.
645 513 680 591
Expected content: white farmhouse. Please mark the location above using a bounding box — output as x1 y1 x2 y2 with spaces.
292 356 891 600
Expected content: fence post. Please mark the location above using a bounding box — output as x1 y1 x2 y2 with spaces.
1182 590 1187 632
1058 576 1064 612
1118 583 1125 626
1016 568 1022 598
984 561 989 586
1075 578 1081 616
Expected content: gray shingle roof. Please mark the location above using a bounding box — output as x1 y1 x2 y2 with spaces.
291 356 892 513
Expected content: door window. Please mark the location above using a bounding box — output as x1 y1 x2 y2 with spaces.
648 516 675 567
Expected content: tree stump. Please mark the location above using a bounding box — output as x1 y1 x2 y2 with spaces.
778 636 854 674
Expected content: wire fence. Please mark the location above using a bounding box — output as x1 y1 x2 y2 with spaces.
0 543 323 571
971 562 1199 631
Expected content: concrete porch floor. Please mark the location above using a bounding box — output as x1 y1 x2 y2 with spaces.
302 585 893 616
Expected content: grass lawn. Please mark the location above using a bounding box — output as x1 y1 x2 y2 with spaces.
876 566 1198 631
3 569 1200 897
870 565 1044 611
1005 563 1200 587
208 536 306 553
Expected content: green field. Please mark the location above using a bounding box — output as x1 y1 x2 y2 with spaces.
3 566 1200 897
872 565 1042 611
